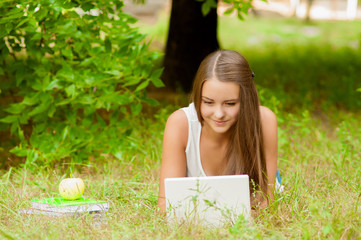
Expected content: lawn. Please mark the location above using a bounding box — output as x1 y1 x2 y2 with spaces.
1 10 361 240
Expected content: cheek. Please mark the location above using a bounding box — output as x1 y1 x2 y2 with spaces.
200 104 211 118
229 108 240 119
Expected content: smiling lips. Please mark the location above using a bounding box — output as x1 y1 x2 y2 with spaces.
214 120 227 125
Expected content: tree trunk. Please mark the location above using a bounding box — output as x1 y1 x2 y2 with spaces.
161 0 219 93
305 0 314 21
289 0 300 17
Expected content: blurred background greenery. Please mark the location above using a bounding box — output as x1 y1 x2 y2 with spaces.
135 3 361 111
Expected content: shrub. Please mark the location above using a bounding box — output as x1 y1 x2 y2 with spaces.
0 0 163 169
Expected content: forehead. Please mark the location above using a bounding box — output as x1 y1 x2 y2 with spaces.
201 79 240 100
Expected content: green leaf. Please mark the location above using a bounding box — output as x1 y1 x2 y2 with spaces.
237 11 245 21
61 48 73 59
56 98 72 106
15 18 30 29
78 95 94 105
34 7 48 21
47 104 56 118
135 80 149 92
19 113 30 125
150 68 164 87
23 93 41 106
113 150 122 160
26 149 39 164
61 126 69 141
59 21 77 34
114 94 132 105
124 77 142 87
82 2 95 11
17 125 25 142
5 103 25 114
10 121 18 135
57 62 74 81
0 9 24 24
131 102 142 115
201 4 211 16
15 66 27 86
105 38 112 52
0 28 7 39
80 58 94 67
68 10 80 18
203 199 215 207
65 84 76 97
10 146 28 157
46 79 61 90
223 8 235 15
200 0 217 16
241 2 252 14
5 23 13 33
105 70 122 76
150 51 163 61
28 101 51 117
0 115 18 123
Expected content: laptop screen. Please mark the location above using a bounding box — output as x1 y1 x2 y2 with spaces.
165 175 251 226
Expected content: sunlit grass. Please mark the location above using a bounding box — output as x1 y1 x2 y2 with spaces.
219 16 361 50
1 104 360 239
138 11 361 51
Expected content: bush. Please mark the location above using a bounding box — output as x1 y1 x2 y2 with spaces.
0 0 164 169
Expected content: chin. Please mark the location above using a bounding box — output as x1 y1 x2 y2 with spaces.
211 126 231 134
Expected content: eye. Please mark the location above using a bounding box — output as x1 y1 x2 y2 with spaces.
226 102 236 106
203 100 213 105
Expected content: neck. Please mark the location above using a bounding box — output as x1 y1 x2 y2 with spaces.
202 124 231 147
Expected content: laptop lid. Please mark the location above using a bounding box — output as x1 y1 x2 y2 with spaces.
164 175 251 227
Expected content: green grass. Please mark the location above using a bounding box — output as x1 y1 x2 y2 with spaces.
219 16 361 50
1 11 361 240
1 104 361 239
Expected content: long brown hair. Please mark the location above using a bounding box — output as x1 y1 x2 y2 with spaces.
191 49 268 196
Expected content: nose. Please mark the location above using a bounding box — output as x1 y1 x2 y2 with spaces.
214 105 225 119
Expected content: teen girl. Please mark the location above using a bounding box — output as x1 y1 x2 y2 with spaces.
157 50 281 211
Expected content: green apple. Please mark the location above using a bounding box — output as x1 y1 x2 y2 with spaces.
59 178 85 200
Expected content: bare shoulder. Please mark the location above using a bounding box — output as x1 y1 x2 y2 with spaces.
167 109 187 124
164 109 188 148
259 106 277 124
166 109 188 131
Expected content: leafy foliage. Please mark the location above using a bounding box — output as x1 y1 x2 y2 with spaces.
0 0 163 168
198 0 258 20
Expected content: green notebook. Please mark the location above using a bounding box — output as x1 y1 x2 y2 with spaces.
30 197 109 213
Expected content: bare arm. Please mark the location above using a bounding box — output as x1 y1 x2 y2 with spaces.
260 106 278 204
157 110 188 212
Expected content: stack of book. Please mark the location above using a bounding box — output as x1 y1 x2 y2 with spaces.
20 197 109 225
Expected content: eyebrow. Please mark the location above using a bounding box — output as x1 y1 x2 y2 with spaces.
201 96 239 102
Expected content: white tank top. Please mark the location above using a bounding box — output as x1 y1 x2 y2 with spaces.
181 103 206 177
180 103 284 191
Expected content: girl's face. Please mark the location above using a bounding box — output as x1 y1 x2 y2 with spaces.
200 78 240 135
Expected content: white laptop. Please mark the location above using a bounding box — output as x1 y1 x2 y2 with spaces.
164 175 251 227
